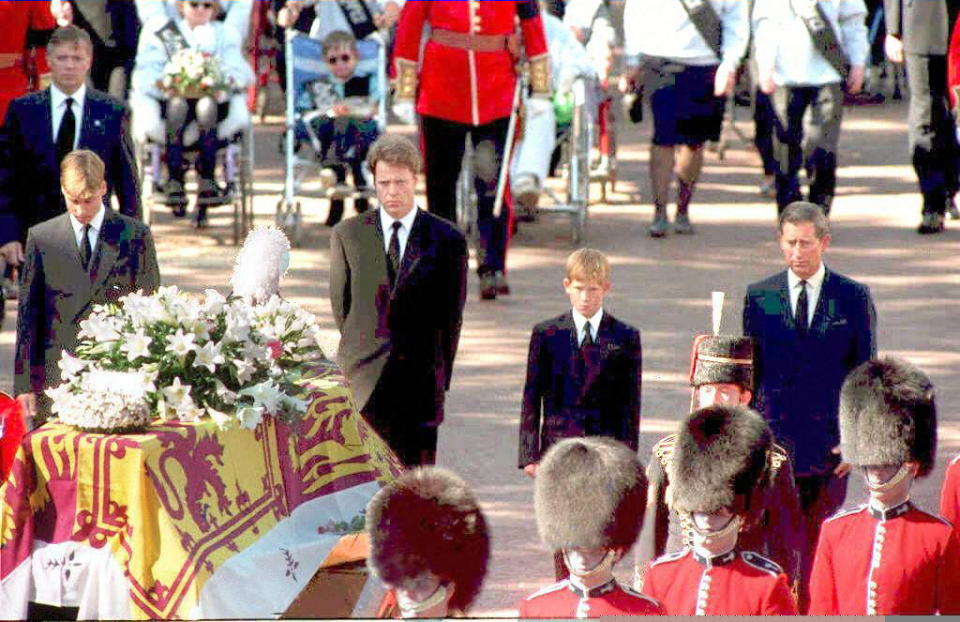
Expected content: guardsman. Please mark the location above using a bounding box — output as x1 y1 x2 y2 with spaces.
366 467 490 618
634 335 804 591
639 404 799 615
0 2 55 123
393 0 550 300
518 437 664 617
808 357 960 614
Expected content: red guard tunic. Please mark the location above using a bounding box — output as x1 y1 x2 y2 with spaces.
941 455 960 527
518 578 663 617
809 502 960 615
949 14 960 109
393 0 549 126
641 549 798 615
0 1 55 122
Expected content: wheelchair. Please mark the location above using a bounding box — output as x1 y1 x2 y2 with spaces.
278 31 387 247
132 92 255 245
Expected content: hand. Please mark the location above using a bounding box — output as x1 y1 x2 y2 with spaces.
714 65 736 98
831 445 852 478
392 100 416 125
885 34 904 64
759 67 777 95
17 393 37 430
619 66 641 94
277 1 303 29
523 463 538 478
50 0 72 26
846 64 865 95
374 1 401 29
331 104 350 116
0 241 23 266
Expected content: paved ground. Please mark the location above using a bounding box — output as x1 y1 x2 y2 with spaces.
3 97 958 616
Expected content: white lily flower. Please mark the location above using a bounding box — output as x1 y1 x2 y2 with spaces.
121 331 153 363
45 383 73 414
237 405 265 429
240 380 283 413
194 341 225 373
206 405 235 429
233 358 255 384
58 351 87 380
161 377 192 408
202 289 227 315
79 315 121 342
165 329 197 358
176 399 204 423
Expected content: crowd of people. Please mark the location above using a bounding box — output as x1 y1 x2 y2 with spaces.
1 0 960 618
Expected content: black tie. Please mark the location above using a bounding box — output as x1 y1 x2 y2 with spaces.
582 321 594 347
795 280 808 336
80 224 92 271
387 221 402 285
56 97 76 163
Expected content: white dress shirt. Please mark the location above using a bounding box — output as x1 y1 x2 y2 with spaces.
69 206 105 257
378 206 418 258
787 262 825 328
572 307 604 346
51 83 86 149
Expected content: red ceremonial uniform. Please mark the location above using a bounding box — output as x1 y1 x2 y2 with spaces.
940 455 960 527
0 1 55 123
393 0 549 126
641 549 798 615
949 14 960 108
518 578 663 617
809 502 960 614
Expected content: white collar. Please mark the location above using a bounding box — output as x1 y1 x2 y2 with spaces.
51 83 87 109
379 205 418 233
572 307 604 332
787 262 826 291
69 206 106 237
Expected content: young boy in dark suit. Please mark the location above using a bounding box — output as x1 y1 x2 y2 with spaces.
519 248 642 578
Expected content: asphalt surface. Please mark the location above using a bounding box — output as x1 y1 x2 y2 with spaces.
3 96 958 616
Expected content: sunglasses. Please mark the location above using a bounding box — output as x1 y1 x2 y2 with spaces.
188 1 216 9
326 54 354 65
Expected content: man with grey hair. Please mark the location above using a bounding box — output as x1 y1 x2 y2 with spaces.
742 200 876 611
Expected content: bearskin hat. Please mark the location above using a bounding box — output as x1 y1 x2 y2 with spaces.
689 335 754 390
365 467 489 613
839 357 936 478
534 437 647 551
669 404 772 514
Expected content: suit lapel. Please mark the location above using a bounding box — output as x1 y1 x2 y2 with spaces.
40 89 56 166
78 93 96 149
556 312 578 380
393 209 423 296
809 268 833 333
777 271 795 331
362 210 390 292
53 216 92 319
90 211 120 292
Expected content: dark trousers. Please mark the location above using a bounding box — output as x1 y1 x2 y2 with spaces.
312 117 377 224
161 100 228 183
770 83 844 212
421 115 510 274
754 89 778 176
905 53 960 215
361 373 439 468
795 471 848 613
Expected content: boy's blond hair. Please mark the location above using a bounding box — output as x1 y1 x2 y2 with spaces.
61 150 106 199
323 30 358 56
565 248 610 285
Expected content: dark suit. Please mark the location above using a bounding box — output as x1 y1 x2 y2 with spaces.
885 0 960 214
0 88 140 246
329 207 468 466
742 266 876 609
67 0 141 96
15 209 160 399
518 311 642 469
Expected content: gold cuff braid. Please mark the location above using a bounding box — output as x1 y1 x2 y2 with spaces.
395 58 418 101
528 54 551 96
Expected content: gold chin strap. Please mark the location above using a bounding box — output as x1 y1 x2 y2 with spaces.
528 54 551 96
394 58 418 102
695 354 752 365
867 464 913 492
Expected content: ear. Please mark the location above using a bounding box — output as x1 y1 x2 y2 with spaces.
820 233 832 251
562 277 571 290
739 389 752 405
99 181 108 196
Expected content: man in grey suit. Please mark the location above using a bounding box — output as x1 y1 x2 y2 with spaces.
329 134 468 467
884 0 960 233
15 150 160 427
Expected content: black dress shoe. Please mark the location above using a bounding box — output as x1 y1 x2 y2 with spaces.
479 273 497 300
494 270 510 295
162 180 188 216
197 179 230 206
917 212 945 234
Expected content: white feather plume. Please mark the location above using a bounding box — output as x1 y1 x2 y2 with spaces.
231 226 291 303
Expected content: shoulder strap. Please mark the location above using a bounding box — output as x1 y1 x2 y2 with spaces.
336 0 377 41
676 0 722 60
790 0 849 77
156 19 189 60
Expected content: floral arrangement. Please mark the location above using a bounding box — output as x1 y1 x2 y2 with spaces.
159 48 233 100
54 370 153 433
46 286 326 431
